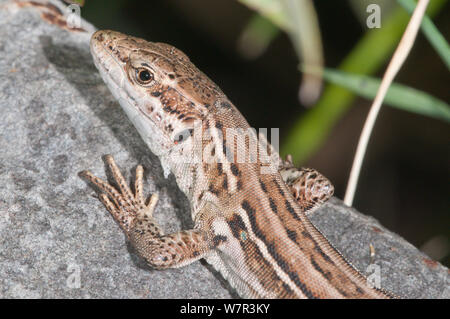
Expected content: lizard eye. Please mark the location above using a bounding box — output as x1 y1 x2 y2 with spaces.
136 68 154 85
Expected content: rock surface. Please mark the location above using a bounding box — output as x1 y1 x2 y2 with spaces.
0 0 448 298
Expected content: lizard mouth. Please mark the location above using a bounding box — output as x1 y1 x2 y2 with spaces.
90 30 130 100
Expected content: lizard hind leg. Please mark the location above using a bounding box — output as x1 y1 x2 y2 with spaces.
279 155 334 214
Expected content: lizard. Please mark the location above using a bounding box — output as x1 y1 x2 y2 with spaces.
80 30 395 299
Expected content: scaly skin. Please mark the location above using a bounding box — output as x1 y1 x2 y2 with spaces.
80 30 395 298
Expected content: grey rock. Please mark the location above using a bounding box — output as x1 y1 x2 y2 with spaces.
0 0 448 299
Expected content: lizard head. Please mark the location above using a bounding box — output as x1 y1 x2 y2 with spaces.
90 30 225 158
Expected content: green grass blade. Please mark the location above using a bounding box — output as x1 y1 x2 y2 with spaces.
319 68 450 122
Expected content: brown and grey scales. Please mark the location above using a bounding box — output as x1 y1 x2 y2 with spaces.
81 30 395 299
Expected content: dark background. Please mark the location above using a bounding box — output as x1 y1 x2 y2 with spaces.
81 0 449 267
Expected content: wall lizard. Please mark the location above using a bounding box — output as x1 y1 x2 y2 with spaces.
80 30 395 299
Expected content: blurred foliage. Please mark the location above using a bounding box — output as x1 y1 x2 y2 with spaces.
240 0 325 105
239 0 447 164
278 0 447 164
238 0 290 30
237 14 280 59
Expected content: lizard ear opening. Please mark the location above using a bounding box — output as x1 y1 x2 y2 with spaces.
173 128 194 144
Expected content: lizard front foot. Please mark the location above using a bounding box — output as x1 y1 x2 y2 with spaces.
80 155 213 269
79 155 161 236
